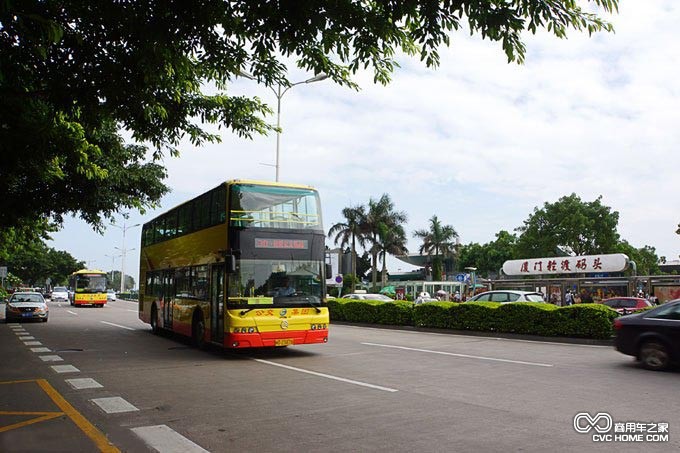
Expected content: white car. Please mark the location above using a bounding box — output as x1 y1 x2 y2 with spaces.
51 286 69 302
5 292 49 322
106 289 117 301
468 290 546 303
341 293 394 302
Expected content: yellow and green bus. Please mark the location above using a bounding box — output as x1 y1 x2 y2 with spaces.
138 180 330 348
68 269 108 307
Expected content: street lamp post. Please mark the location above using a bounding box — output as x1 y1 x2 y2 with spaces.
104 253 121 288
238 71 328 181
110 221 140 293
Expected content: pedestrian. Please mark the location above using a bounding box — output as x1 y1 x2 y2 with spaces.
564 290 573 306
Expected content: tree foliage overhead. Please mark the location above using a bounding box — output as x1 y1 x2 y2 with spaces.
514 193 621 258
1 0 618 231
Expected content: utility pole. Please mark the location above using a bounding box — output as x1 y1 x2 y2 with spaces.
111 220 140 293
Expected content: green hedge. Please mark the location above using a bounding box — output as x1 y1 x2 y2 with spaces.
328 299 618 339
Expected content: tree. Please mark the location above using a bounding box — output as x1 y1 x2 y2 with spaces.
614 241 661 276
514 194 620 258
363 194 407 289
376 223 409 286
328 205 366 280
1 1 618 231
413 215 458 281
458 230 518 278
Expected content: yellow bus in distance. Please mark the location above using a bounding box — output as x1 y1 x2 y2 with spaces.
68 269 108 307
138 180 330 348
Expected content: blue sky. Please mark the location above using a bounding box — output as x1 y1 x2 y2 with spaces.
49 1 680 285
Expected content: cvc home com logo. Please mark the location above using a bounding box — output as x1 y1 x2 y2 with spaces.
573 412 669 443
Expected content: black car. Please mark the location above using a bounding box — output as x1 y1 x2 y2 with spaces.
614 299 680 371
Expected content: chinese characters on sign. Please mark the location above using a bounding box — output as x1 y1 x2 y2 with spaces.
502 254 629 276
254 238 308 250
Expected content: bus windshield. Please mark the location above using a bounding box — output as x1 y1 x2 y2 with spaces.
228 259 323 308
75 274 107 293
230 184 322 230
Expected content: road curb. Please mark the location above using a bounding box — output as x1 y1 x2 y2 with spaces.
332 321 614 346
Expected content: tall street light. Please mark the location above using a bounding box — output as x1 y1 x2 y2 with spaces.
110 221 140 293
238 71 328 181
104 253 121 288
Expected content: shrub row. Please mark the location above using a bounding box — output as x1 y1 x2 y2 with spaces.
327 299 618 339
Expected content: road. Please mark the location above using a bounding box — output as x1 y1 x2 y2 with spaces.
0 298 677 452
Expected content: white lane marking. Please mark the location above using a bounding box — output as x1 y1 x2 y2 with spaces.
51 365 80 373
7 323 21 327
132 425 210 453
254 359 398 393
18 336 35 340
91 397 139 414
66 378 103 390
125 309 138 313
67 310 79 316
30 347 51 353
337 324 610 348
117 300 139 305
100 321 135 331
362 342 554 368
39 355 63 362
24 341 42 346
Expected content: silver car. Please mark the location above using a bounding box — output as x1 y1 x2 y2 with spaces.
51 286 69 302
468 290 546 303
5 292 49 322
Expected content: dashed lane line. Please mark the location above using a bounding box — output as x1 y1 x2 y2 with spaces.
362 342 554 367
91 397 139 414
51 365 80 374
132 425 210 453
67 310 79 316
254 359 398 393
66 378 103 390
100 321 136 331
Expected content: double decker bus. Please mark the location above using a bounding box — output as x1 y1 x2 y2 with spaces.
138 180 330 348
68 269 108 307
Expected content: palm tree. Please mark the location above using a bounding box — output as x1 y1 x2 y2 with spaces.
362 194 407 289
413 215 459 281
376 223 408 286
327 205 366 279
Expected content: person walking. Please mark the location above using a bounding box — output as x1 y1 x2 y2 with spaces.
564 290 573 306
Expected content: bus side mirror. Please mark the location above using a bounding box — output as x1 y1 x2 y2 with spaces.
225 255 236 273
325 263 332 279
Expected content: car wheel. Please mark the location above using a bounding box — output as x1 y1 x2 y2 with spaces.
42 318 48 323
639 341 670 371
192 311 206 349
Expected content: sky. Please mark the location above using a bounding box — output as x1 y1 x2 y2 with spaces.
49 1 680 286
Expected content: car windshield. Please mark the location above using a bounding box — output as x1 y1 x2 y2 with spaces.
53 287 67 292
11 294 43 303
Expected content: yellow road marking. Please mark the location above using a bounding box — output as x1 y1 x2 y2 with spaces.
36 379 120 453
0 411 64 433
0 379 120 453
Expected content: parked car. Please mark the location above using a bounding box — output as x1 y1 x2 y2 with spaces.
467 290 546 303
614 299 680 371
341 293 394 302
51 286 69 302
106 289 117 302
415 296 440 304
5 292 49 322
601 297 652 315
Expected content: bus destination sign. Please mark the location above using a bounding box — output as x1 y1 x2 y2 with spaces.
255 238 308 250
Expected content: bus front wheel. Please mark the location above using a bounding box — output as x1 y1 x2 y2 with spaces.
192 311 206 349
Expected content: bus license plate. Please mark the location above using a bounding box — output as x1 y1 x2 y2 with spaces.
275 339 294 346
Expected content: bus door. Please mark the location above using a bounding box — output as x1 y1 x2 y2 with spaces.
210 264 225 343
162 270 174 328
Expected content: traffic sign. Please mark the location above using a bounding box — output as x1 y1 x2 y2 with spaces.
0 267 7 278
455 273 465 282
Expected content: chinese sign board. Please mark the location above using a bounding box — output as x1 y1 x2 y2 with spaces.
502 254 629 276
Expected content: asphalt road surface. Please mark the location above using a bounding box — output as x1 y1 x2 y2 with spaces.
0 298 677 452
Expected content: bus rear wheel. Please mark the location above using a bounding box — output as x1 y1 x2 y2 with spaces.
192 311 206 349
